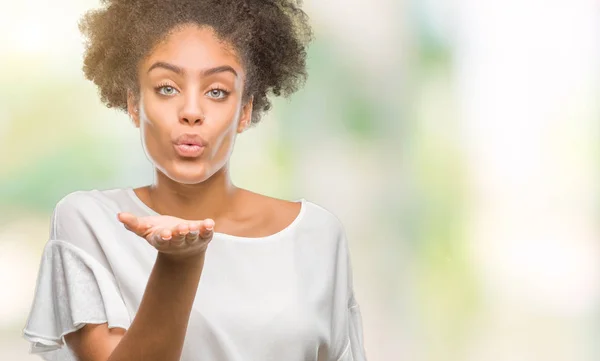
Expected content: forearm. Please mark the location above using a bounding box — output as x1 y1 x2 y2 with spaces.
107 251 205 361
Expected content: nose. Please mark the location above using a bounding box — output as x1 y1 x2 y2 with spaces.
181 115 204 125
179 95 205 125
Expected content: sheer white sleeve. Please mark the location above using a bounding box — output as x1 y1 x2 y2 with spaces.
22 193 130 360
337 292 367 361
333 224 367 361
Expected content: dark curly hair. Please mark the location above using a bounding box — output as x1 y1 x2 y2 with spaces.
78 0 313 124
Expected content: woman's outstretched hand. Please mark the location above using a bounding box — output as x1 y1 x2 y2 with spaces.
117 212 214 259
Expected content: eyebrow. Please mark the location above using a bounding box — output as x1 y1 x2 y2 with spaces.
147 62 238 78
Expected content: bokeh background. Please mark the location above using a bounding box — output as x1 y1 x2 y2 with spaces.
2 0 600 360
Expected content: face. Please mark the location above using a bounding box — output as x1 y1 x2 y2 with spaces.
127 24 252 184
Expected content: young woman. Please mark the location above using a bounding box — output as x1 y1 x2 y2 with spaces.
22 0 367 360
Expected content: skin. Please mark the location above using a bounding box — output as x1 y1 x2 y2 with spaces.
63 23 302 361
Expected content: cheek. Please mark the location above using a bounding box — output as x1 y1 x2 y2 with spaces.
208 107 241 155
139 114 171 162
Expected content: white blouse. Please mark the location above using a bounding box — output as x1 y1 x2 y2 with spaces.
22 188 367 361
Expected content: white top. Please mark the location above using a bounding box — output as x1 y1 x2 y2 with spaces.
22 188 367 361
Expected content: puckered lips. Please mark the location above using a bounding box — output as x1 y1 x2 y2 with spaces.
173 133 207 158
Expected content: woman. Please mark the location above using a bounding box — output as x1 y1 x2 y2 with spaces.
22 0 367 360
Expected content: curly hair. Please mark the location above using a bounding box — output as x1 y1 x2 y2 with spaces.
78 0 313 124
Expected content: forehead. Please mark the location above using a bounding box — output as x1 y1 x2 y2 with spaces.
142 24 243 75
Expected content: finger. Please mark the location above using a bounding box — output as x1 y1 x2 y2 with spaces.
170 223 189 247
185 222 201 245
117 212 145 236
200 219 215 238
117 212 137 227
151 228 172 249
188 222 201 234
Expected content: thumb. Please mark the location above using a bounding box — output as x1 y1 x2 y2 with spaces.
117 212 144 235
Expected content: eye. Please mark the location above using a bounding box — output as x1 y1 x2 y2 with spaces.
156 85 179 96
206 88 229 99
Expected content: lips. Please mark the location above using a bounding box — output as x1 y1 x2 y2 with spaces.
173 133 207 158
174 133 208 147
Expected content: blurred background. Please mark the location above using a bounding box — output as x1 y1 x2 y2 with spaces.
1 0 600 360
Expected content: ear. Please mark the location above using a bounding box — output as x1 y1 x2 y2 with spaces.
237 96 253 133
127 89 140 128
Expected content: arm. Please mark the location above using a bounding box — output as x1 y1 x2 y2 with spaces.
65 213 214 361
65 252 206 361
333 222 368 361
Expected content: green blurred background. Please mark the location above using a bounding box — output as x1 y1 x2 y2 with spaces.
1 1 600 360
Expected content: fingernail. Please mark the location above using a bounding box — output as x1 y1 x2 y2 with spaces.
189 230 199 236
161 235 172 241
205 219 215 230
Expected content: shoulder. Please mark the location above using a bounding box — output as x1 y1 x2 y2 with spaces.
53 188 125 215
44 189 127 271
54 188 124 207
54 189 102 211
50 188 123 240
249 192 347 241
258 194 346 233
298 199 350 249
302 199 346 232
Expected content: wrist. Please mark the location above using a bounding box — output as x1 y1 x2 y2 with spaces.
157 249 206 267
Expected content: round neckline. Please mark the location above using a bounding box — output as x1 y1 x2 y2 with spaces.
124 187 306 242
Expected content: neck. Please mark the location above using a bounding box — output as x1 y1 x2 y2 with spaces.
147 165 241 221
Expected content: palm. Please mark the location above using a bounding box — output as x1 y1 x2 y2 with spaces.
117 212 215 258
139 215 192 238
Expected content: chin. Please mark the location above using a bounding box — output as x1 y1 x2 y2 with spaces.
162 161 213 184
